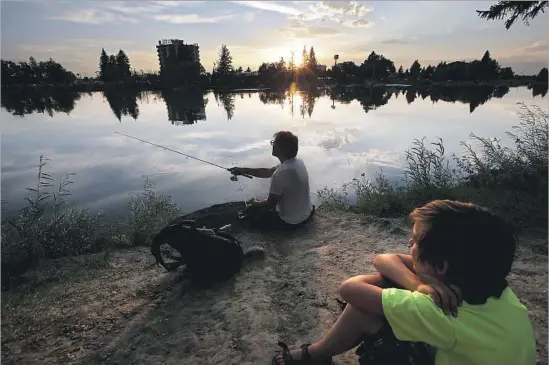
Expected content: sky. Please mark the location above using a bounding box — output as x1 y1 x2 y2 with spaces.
1 0 548 76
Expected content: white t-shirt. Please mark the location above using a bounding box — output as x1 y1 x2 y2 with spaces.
269 158 313 224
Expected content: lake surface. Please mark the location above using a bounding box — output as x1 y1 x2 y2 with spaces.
1 84 547 218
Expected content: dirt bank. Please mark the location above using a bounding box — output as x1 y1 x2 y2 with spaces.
2 207 547 365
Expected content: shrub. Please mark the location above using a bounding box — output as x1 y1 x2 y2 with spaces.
318 103 548 228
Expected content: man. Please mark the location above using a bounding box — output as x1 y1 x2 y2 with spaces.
272 200 536 365
229 131 314 229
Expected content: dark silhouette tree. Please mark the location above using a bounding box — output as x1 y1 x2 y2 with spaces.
477 1 548 29
537 67 548 82
397 65 404 78
116 49 131 80
215 44 234 77
289 51 296 77
99 48 109 81
301 46 309 68
236 66 243 73
410 60 422 79
245 66 251 72
308 46 318 72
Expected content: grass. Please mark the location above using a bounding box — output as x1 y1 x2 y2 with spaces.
318 102 548 228
1 160 182 290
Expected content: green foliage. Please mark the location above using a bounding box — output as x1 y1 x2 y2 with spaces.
537 67 548 82
1 162 183 289
215 44 234 77
318 103 548 228
126 178 182 246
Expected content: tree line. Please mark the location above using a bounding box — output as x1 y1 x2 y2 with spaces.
1 57 76 86
98 48 132 82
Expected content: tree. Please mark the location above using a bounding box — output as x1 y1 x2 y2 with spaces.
245 66 251 72
116 49 131 80
215 44 233 77
302 46 309 68
477 1 548 29
397 65 404 78
289 50 296 76
308 46 318 72
410 60 422 79
99 48 109 82
537 67 548 82
236 66 243 73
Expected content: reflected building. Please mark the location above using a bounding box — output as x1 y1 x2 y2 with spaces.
161 90 207 125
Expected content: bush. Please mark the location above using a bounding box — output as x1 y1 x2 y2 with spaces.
1 158 183 289
125 178 182 246
318 103 548 228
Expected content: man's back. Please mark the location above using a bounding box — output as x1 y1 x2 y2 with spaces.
270 158 312 224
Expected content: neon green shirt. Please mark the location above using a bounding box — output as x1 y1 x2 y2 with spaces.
382 286 536 365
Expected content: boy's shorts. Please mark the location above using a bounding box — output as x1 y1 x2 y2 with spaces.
355 322 436 365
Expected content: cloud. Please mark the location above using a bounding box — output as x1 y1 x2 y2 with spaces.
500 40 548 62
232 1 302 16
153 13 233 24
314 1 372 17
379 38 409 44
243 11 256 22
342 19 373 28
50 9 137 24
281 22 341 38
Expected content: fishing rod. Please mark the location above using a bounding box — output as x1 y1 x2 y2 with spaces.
115 132 253 179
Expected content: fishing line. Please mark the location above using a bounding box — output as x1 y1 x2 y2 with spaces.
115 132 252 179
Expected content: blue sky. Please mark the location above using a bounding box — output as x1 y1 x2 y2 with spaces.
1 1 547 76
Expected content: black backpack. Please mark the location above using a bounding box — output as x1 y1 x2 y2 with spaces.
151 220 246 286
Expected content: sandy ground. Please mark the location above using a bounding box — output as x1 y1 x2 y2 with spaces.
1 209 547 365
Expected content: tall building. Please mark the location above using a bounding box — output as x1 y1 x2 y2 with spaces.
156 39 200 84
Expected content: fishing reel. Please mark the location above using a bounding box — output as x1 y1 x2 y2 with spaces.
230 174 239 182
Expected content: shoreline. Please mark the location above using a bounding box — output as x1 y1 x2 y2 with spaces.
1 207 546 364
1 79 546 94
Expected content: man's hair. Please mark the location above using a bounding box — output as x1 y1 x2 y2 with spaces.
273 131 298 158
409 200 516 305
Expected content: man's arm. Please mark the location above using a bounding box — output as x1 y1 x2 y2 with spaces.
228 166 277 179
373 254 421 291
248 193 279 209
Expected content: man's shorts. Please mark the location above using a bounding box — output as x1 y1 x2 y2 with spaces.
239 205 315 231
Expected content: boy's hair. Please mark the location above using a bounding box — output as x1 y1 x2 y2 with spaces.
274 131 298 159
409 200 516 305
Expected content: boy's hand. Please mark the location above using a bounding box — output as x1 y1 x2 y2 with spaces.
416 280 462 317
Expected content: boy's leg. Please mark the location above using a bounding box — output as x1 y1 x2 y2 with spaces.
273 274 387 364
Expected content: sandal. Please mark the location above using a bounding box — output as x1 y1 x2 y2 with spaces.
272 341 331 365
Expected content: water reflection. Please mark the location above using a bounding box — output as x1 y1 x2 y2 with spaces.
102 90 140 121
2 83 545 121
161 89 207 125
213 91 236 121
528 83 548 98
1 89 83 117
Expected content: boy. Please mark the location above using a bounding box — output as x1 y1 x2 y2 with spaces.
272 200 536 365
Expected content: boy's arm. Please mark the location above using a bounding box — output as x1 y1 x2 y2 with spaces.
374 254 421 291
